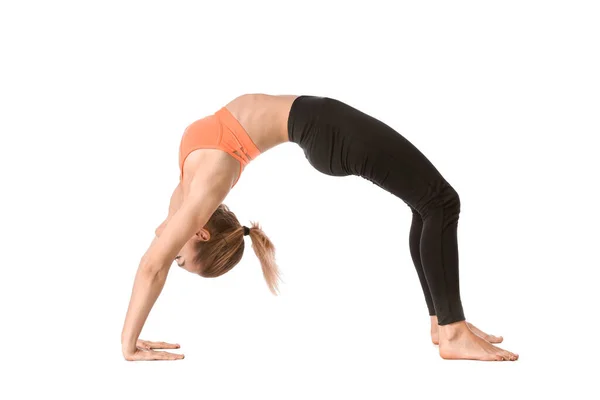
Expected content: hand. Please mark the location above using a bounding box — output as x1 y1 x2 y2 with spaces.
136 339 181 351
123 340 185 361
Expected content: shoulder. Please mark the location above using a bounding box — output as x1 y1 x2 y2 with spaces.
181 166 232 201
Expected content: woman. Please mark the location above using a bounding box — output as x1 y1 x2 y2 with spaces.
121 94 518 362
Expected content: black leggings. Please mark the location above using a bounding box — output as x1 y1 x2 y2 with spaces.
287 95 465 325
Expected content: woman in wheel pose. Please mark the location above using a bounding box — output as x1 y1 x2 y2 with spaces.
121 94 518 362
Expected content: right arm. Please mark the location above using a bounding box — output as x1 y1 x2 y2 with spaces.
154 181 184 238
121 176 231 361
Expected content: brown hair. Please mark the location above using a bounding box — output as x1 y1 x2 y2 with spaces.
193 204 282 295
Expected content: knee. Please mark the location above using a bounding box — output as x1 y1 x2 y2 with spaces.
443 184 461 213
415 180 461 225
407 203 419 215
443 185 461 226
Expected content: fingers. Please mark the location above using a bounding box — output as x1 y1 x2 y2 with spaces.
125 349 185 361
137 339 181 349
141 350 185 361
137 343 152 351
136 339 151 351
146 341 181 349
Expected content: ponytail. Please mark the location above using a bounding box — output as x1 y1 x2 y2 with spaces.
245 221 283 295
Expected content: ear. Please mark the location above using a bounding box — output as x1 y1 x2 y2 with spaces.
195 227 211 241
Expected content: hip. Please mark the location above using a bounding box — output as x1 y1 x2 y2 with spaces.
286 95 448 195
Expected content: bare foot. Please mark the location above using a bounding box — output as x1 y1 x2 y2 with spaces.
466 322 503 344
438 321 518 361
430 316 503 345
430 316 440 345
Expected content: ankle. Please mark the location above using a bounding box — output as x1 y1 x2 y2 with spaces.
438 320 469 341
430 315 438 330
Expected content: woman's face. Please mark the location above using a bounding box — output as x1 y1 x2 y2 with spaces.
174 237 202 273
156 221 210 274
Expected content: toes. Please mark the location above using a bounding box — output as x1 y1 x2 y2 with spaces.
487 335 504 343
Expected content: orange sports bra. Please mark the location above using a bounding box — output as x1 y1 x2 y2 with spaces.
178 107 261 188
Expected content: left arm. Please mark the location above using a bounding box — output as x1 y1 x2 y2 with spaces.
121 178 230 361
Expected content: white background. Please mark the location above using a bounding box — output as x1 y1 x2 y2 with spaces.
1 0 599 398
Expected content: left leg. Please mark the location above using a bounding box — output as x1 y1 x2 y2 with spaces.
287 96 517 360
407 205 439 342
322 98 518 360
408 205 501 344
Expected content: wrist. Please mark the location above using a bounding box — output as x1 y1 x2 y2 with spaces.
122 342 137 356
121 335 137 353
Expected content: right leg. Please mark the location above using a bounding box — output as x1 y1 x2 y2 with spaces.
407 172 516 360
409 200 503 345
287 96 517 360
328 98 517 360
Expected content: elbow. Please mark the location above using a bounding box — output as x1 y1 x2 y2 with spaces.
138 258 165 279
155 219 167 237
